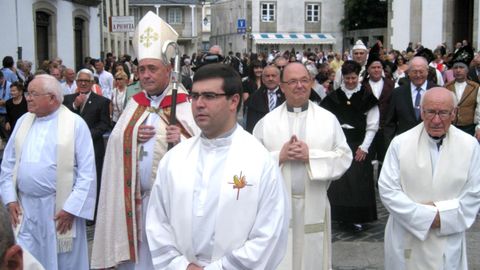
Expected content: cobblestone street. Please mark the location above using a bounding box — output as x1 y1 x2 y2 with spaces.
87 193 480 270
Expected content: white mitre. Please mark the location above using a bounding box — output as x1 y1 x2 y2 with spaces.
133 11 179 62
352 39 367 51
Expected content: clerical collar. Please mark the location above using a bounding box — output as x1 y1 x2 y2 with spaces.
200 124 237 147
428 134 445 150
286 102 308 112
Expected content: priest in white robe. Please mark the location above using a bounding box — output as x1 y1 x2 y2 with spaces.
0 74 96 270
253 62 353 270
379 87 480 270
91 12 199 270
146 63 289 270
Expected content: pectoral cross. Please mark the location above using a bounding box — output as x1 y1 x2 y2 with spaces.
139 145 148 161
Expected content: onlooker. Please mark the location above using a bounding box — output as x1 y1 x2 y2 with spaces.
5 82 28 133
93 60 114 99
110 71 128 126
1 56 18 83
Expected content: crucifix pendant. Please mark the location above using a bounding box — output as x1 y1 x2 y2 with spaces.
139 145 148 161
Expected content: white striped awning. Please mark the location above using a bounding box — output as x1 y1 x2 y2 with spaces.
252 33 336 45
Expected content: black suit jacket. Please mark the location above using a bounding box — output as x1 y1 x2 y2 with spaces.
468 68 480 84
245 86 285 133
384 80 436 147
63 92 111 177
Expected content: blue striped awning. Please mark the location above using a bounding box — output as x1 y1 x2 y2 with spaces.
252 33 335 45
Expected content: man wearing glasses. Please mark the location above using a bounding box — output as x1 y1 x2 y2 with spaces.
379 87 480 269
146 63 289 270
63 69 111 224
0 74 96 270
253 62 352 270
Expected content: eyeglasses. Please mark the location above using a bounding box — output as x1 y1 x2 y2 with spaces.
76 79 92 84
25 92 52 98
282 78 311 87
422 109 453 120
115 77 125 80
190 92 229 101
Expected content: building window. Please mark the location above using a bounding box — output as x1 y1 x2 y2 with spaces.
261 3 275 22
306 3 320 22
168 7 182 24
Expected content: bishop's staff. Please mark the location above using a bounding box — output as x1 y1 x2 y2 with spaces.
161 41 181 150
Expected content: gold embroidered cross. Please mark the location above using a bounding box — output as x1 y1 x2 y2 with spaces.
140 27 159 48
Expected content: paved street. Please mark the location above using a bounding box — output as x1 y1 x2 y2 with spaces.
87 193 480 270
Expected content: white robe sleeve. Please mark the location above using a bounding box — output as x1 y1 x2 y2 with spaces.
378 137 438 241
252 119 281 164
146 159 192 270
62 116 97 220
0 115 25 204
475 89 480 131
307 117 353 181
434 144 480 236
359 105 380 153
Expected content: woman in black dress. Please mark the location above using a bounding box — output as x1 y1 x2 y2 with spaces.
321 60 379 232
5 81 28 133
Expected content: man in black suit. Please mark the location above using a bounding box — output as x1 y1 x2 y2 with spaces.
63 69 111 221
384 56 436 147
467 53 480 84
245 65 284 133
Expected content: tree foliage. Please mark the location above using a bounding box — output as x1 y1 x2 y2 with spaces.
340 0 388 31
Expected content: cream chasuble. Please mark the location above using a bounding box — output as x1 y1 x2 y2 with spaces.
253 101 352 270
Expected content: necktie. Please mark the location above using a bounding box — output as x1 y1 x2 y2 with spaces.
268 91 276 111
414 87 422 120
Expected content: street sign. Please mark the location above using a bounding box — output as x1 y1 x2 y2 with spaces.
237 28 246 34
110 16 135 32
237 19 246 29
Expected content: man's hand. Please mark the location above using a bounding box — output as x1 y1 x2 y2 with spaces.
54 210 75 234
186 263 203 270
279 135 309 164
137 124 156 143
7 202 21 227
355 148 367 162
5 122 11 132
73 93 88 109
475 129 480 141
166 125 181 145
424 202 441 229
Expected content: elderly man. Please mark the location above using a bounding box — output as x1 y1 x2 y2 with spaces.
61 68 77 95
63 69 111 222
0 74 97 270
253 62 352 270
379 87 480 269
334 40 368 89
245 65 284 133
384 56 437 147
0 201 45 270
146 63 289 270
91 11 198 270
444 46 480 138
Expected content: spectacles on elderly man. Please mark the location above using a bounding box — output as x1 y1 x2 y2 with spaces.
25 91 53 98
282 78 311 87
422 109 453 120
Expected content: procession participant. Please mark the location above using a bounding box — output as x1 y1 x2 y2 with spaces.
0 74 96 270
91 11 198 270
253 62 352 270
379 87 480 269
146 63 289 270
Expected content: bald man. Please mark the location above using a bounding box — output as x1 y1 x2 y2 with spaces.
379 87 480 270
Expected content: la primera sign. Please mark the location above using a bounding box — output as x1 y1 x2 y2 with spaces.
110 16 135 32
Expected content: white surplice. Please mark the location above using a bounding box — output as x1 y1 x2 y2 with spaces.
252 101 353 270
146 125 290 270
379 123 480 270
0 109 97 270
